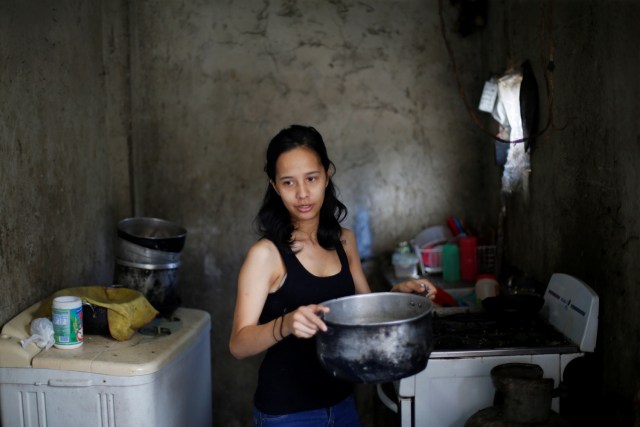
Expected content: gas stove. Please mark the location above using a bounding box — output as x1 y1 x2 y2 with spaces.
380 273 600 427
431 311 578 358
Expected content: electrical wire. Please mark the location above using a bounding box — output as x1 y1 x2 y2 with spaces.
438 0 558 145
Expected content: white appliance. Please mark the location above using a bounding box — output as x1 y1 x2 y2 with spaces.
382 273 599 427
0 303 212 427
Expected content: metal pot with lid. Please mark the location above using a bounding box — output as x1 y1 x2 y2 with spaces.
117 217 187 253
114 217 187 316
315 292 433 384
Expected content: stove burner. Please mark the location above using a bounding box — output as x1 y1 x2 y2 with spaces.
432 312 576 352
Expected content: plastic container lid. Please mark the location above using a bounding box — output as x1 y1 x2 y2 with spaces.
413 226 452 248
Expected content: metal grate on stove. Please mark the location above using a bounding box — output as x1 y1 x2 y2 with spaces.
432 312 575 352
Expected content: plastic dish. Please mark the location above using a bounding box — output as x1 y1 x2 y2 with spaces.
412 226 452 275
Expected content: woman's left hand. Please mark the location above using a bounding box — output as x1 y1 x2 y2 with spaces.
391 278 437 300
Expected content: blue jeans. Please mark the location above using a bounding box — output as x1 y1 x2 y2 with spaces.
253 395 362 427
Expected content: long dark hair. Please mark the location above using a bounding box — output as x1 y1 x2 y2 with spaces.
256 125 347 251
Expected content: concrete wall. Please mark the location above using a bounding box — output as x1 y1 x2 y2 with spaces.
4 0 639 426
128 1 486 425
0 2 130 326
482 1 640 425
1 1 486 425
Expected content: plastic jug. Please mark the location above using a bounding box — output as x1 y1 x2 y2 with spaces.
459 236 478 282
442 244 460 282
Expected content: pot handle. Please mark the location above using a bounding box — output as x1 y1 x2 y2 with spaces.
376 384 398 413
318 312 334 335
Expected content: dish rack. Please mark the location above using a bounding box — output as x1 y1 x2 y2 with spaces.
476 245 496 274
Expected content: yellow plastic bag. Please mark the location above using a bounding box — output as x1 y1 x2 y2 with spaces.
37 286 159 341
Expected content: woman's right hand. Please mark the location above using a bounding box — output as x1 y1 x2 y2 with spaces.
281 304 330 339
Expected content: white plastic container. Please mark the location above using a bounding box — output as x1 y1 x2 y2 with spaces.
475 274 500 301
0 302 212 427
52 296 83 349
392 244 419 279
393 257 419 278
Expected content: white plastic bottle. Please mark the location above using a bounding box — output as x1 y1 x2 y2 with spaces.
52 296 83 349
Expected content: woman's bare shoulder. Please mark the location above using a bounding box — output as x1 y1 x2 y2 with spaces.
245 238 280 264
239 238 285 292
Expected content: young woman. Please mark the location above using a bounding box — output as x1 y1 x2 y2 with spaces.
229 125 436 427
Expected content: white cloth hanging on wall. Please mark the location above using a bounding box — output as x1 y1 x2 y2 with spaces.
492 71 530 194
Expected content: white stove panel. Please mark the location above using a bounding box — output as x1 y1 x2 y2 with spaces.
542 273 599 352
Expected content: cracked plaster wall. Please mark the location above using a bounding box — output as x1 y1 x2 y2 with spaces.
482 1 640 425
2 1 489 426
129 2 486 425
6 1 640 426
0 2 131 329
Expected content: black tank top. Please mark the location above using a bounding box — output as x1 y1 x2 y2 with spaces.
254 240 356 414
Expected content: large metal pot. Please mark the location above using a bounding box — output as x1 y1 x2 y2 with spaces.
117 217 187 252
115 217 186 316
316 292 433 384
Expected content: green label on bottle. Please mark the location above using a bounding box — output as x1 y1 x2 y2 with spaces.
53 306 83 346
